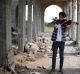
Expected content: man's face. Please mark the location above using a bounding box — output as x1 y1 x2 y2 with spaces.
59 15 65 21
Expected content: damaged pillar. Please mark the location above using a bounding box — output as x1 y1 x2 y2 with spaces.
33 0 37 37
41 9 45 32
27 0 32 42
68 0 73 39
77 0 80 47
72 0 77 41
0 0 13 67
18 0 26 52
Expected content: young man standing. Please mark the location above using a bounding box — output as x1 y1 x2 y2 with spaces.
50 12 74 74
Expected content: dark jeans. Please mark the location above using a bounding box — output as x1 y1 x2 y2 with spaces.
52 41 65 70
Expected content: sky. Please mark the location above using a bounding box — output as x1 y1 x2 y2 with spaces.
44 5 62 23
26 5 62 23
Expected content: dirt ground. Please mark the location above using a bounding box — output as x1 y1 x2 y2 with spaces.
14 40 80 74
2 33 79 74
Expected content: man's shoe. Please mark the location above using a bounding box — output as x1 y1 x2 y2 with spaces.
58 70 63 74
51 69 55 72
49 69 57 74
50 71 57 74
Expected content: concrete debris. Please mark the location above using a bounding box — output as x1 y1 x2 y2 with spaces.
0 68 8 74
14 53 37 66
30 72 42 74
0 67 16 74
32 36 52 52
25 42 39 54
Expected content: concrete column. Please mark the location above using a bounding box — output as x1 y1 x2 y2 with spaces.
36 1 42 35
63 1 69 19
68 0 73 39
68 1 72 20
66 1 70 19
41 9 45 32
18 0 26 52
39 12 42 34
33 0 41 36
0 0 13 67
33 0 44 35
11 0 19 30
63 5 67 13
77 0 80 47
72 0 77 41
27 0 32 42
38 2 42 34
64 1 71 37
36 0 40 35
33 0 38 36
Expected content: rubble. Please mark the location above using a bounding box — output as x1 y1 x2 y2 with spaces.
32 36 52 52
12 45 18 55
0 67 16 74
13 33 80 74
0 68 8 74
30 72 42 74
14 53 37 65
24 42 39 54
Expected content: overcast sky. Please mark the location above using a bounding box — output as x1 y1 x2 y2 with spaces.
26 5 62 23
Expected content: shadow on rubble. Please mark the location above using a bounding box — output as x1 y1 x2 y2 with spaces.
15 65 80 74
15 64 49 74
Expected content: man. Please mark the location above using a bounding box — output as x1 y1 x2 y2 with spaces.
50 12 74 74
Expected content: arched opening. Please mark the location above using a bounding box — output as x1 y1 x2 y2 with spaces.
44 5 62 33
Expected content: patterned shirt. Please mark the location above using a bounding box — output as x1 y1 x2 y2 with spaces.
51 19 67 42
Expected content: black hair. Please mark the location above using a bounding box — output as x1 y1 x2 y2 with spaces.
59 12 67 17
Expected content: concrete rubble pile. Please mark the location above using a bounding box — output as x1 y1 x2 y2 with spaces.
24 42 39 54
14 53 46 73
24 34 52 53
32 36 52 52
0 67 16 74
0 68 8 74
12 45 18 55
14 53 37 66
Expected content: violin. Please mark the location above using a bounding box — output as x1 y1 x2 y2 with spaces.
60 19 78 26
48 19 78 27
60 19 72 26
